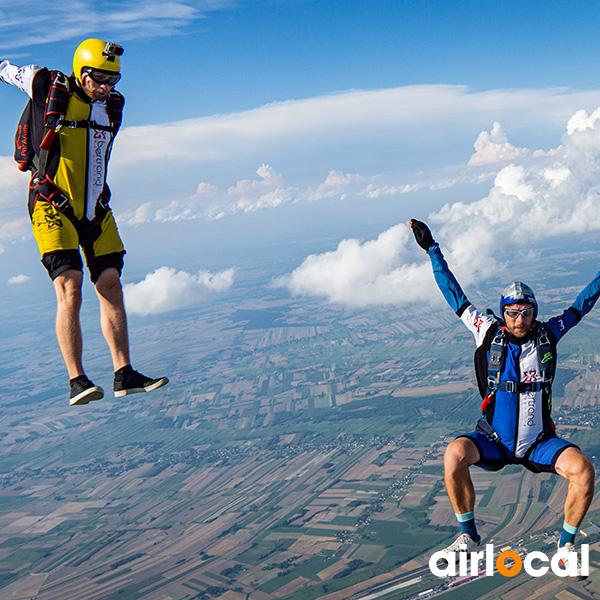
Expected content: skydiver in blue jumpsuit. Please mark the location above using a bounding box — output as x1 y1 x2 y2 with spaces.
409 219 599 579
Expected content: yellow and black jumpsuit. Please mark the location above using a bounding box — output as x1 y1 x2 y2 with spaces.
3 63 125 282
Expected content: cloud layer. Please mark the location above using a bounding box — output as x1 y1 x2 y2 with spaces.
277 106 600 307
123 266 234 316
114 85 600 166
108 84 600 224
118 165 367 223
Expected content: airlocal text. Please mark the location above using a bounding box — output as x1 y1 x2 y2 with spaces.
429 543 589 578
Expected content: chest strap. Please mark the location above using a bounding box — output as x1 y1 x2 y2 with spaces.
486 322 556 394
493 381 552 393
56 119 118 132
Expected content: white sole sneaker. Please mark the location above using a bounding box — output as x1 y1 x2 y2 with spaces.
70 386 104 406
114 377 169 398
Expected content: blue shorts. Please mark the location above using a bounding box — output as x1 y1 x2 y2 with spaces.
459 431 577 474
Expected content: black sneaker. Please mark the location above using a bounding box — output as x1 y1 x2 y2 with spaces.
113 368 169 397
69 376 104 406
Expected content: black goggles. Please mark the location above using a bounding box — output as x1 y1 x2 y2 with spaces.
84 68 121 86
503 307 535 319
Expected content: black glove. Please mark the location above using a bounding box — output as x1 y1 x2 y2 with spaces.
408 219 435 251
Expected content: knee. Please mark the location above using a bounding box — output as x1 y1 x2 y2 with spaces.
95 268 123 299
444 440 472 473
562 450 595 488
54 271 83 310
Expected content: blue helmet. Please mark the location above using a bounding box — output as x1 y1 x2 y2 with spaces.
500 281 537 319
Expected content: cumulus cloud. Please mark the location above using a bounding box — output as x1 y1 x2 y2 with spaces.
123 266 234 316
7 274 30 284
275 225 439 307
278 105 600 307
468 122 531 166
115 86 585 226
467 122 561 167
433 110 600 241
117 165 366 223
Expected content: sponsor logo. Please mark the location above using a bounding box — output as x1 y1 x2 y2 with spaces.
541 352 553 364
92 132 107 188
473 315 484 333
45 213 63 230
525 396 536 426
429 543 588 578
16 123 29 154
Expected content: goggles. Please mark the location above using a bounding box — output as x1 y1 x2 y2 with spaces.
503 307 535 319
83 67 121 86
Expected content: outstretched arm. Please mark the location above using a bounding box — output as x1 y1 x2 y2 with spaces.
0 61 40 98
571 271 600 319
545 271 600 342
408 219 470 316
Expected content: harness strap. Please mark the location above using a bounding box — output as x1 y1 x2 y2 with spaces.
476 417 501 443
487 325 505 387
32 175 110 232
56 119 118 132
493 380 552 393
537 326 555 382
37 72 71 179
486 321 555 394
31 73 123 179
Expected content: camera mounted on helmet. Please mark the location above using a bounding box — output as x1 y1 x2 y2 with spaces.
102 42 124 61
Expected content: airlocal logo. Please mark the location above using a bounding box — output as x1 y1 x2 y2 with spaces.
429 543 589 578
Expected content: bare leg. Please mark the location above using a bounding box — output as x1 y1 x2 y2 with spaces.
53 270 85 379
95 267 131 371
555 447 595 528
443 437 481 514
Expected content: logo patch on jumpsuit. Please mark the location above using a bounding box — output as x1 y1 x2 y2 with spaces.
45 213 63 230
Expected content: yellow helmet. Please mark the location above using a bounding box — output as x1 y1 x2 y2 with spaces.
73 38 123 83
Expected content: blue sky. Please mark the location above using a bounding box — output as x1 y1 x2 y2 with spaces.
2 0 600 315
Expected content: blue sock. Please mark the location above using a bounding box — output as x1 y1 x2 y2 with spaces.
559 521 578 547
456 511 479 542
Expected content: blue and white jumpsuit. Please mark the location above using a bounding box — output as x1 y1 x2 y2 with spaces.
428 242 600 472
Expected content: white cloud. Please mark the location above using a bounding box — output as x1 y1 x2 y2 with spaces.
0 156 29 206
275 225 439 307
279 104 600 307
305 171 365 202
0 157 33 252
468 122 531 166
0 1 230 51
433 112 600 241
566 107 600 134
0 217 30 243
114 110 578 226
113 85 600 169
123 266 235 316
117 165 366 224
7 274 30 284
104 83 600 228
